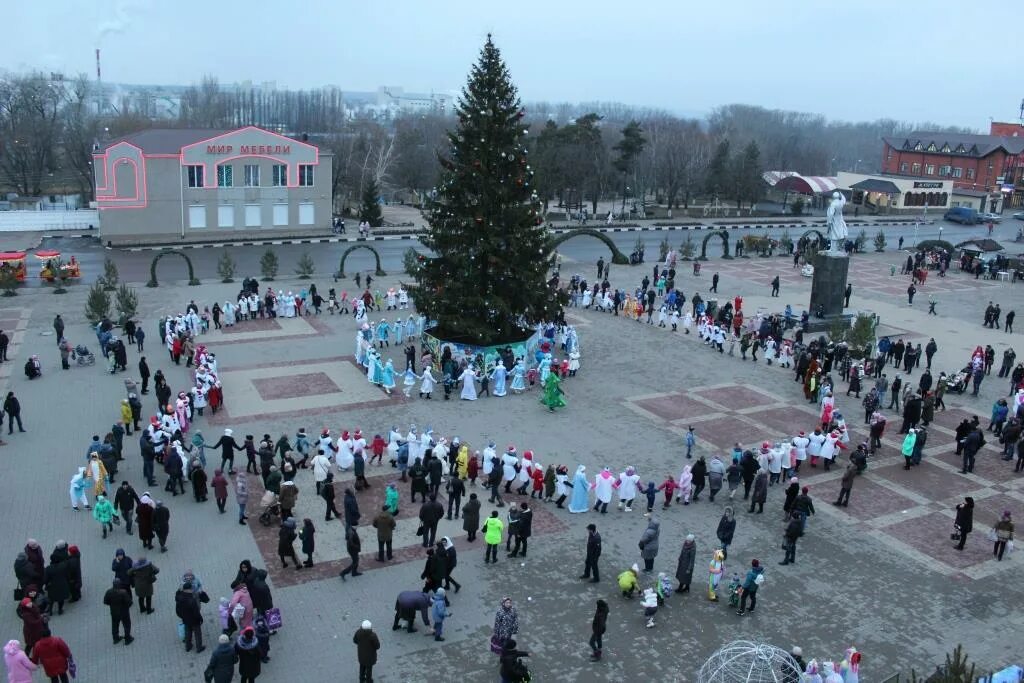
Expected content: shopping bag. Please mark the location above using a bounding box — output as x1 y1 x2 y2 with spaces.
68 655 77 679
177 621 186 641
490 634 504 654
265 606 282 630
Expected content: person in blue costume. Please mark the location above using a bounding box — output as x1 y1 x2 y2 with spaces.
381 359 396 395
491 360 508 397
376 320 390 349
568 465 590 513
510 359 526 394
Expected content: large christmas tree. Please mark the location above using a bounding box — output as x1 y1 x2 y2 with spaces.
413 36 560 344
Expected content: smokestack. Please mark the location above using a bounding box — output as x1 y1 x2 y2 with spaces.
95 48 103 116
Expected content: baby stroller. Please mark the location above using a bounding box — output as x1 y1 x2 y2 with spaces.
258 490 281 527
72 344 95 366
949 367 970 394
726 573 742 608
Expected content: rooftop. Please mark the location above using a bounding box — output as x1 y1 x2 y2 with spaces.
98 128 228 155
884 131 1024 158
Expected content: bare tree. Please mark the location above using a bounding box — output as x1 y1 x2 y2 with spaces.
0 73 64 196
179 76 230 128
60 75 101 197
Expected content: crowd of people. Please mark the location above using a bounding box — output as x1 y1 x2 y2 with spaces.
9 247 1022 682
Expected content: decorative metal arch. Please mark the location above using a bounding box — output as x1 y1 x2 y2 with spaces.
549 229 629 265
147 250 200 287
699 229 733 261
337 244 387 279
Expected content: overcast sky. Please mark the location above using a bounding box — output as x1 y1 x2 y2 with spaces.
5 0 1018 129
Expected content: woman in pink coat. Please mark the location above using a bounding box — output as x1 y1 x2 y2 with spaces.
228 582 255 634
4 640 37 683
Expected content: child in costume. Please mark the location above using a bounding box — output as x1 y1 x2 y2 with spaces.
656 476 678 509
840 647 860 683
803 660 823 683
654 572 673 605
707 549 725 601
641 588 658 628
726 572 742 607
530 464 545 499
677 465 693 505
822 662 843 683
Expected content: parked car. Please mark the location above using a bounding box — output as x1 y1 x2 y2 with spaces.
944 206 981 225
1013 211 1024 221
978 212 1002 223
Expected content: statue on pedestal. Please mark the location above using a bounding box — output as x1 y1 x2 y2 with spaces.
826 191 849 254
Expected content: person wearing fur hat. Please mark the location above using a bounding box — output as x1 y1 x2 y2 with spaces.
352 620 380 682
781 646 806 683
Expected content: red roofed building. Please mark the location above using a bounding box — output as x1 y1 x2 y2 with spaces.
880 123 1024 209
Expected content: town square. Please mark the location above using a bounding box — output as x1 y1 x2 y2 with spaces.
2 2 1024 682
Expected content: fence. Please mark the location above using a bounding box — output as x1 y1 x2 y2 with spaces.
0 210 98 233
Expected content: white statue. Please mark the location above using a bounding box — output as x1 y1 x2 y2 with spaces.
826 192 849 253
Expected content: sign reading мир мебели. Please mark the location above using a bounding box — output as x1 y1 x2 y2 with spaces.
206 144 292 155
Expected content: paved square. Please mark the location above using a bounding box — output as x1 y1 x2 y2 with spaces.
210 356 393 422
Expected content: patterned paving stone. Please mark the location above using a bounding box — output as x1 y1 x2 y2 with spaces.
691 384 777 411
220 317 283 333
251 372 341 401
871 460 974 502
688 415 768 451
631 392 717 422
880 509 991 570
832 476 921 521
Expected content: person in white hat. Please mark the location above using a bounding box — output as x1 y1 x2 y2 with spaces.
353 620 380 682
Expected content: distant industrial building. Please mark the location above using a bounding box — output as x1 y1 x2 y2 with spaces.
93 126 332 244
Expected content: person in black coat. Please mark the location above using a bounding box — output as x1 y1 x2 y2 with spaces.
234 561 273 615
418 495 444 548
445 476 465 520
409 458 428 503
103 579 133 644
211 429 243 475
153 501 170 552
204 634 237 683
111 549 133 586
580 524 601 582
441 537 460 592
392 590 431 632
508 502 532 558
300 518 316 568
419 547 446 593
174 581 207 652
14 552 42 591
462 494 481 542
954 496 974 551
66 545 83 602
343 489 360 531
782 477 800 517
43 556 71 615
114 481 141 535
277 519 300 570
716 507 736 559
589 599 608 661
427 457 443 497
690 457 708 501
3 391 24 433
339 526 362 580
739 451 759 499
234 627 261 680
353 621 380 683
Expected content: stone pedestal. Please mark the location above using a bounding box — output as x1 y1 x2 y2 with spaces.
807 251 851 332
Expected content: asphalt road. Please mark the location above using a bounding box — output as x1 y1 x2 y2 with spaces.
29 218 1019 288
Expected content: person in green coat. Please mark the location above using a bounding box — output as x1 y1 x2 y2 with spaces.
540 372 566 412
901 429 917 470
265 466 282 495
384 483 399 515
92 494 117 539
482 510 504 564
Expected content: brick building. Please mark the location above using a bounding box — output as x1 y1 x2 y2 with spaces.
880 125 1024 210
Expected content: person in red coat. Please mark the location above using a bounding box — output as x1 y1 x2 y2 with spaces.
211 469 229 513
530 465 544 499
16 599 45 657
30 628 73 682
467 452 479 486
207 383 223 414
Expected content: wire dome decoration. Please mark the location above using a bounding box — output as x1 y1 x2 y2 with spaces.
698 640 802 683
